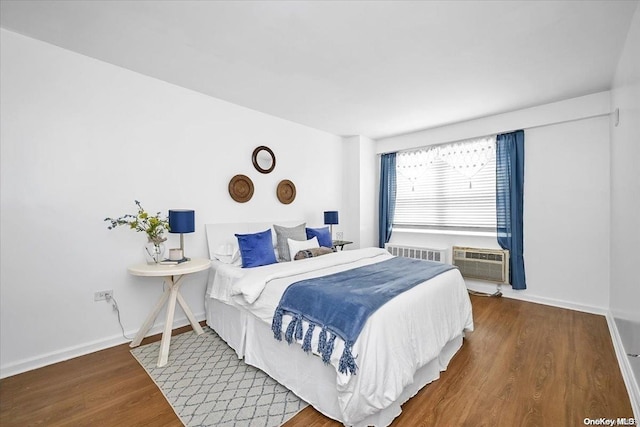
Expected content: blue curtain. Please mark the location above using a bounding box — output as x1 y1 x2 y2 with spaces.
496 130 526 289
378 153 397 248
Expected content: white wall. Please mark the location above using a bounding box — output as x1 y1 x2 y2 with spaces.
342 136 361 247
0 29 344 377
377 93 612 313
342 135 377 249
610 1 640 405
359 136 377 249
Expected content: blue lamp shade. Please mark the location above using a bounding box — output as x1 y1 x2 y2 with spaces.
169 210 195 234
324 211 339 225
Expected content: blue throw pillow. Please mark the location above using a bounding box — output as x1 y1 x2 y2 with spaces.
235 229 277 268
306 227 333 248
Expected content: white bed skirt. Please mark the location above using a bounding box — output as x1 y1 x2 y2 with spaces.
206 297 463 427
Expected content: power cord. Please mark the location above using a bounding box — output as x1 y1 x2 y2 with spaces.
467 284 503 298
105 281 168 341
105 294 133 340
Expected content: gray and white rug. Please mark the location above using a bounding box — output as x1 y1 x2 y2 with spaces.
131 327 308 427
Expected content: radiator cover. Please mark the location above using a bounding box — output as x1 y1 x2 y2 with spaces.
385 244 446 263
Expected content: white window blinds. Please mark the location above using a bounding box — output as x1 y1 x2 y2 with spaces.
394 136 497 231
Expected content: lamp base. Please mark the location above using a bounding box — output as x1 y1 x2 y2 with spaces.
178 233 190 260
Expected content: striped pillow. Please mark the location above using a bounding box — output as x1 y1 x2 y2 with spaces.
293 247 335 260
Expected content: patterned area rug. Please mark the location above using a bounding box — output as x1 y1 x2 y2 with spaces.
131 327 308 426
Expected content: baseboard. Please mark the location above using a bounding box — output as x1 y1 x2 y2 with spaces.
465 282 607 315
0 311 206 379
606 312 640 420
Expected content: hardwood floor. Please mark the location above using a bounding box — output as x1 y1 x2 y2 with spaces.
1 296 633 426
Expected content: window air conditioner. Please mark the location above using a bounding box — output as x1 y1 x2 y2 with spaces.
452 246 510 284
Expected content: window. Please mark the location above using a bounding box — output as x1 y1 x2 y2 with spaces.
394 136 497 232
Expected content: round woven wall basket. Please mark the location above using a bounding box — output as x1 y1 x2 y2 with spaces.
228 174 254 203
276 179 296 204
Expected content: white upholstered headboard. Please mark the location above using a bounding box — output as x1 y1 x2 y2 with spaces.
205 220 305 260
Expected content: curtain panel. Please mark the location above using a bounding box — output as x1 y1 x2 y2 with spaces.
378 153 397 248
496 130 526 290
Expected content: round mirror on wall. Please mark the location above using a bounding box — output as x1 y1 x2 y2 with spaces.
252 146 276 174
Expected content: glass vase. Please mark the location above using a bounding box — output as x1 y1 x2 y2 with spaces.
144 241 165 264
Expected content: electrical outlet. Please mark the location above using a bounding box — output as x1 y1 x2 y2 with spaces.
94 290 113 302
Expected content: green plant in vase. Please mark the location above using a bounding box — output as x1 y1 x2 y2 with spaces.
105 200 170 263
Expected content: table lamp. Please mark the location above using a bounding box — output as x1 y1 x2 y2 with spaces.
324 211 339 240
169 209 195 260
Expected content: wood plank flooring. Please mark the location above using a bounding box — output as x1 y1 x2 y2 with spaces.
0 296 633 426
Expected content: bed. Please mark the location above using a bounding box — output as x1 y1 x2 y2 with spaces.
204 221 474 426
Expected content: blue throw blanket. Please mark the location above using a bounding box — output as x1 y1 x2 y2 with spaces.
271 256 455 375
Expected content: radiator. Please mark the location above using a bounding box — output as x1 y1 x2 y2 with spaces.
385 244 446 263
452 246 510 284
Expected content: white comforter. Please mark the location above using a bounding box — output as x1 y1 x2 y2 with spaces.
208 248 474 424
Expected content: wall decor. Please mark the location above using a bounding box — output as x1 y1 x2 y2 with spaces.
252 146 276 174
228 174 254 203
277 179 296 204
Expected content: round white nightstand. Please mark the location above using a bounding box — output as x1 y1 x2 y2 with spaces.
128 258 211 367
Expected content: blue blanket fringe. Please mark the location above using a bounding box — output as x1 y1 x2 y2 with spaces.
284 315 297 344
338 341 357 375
322 333 337 364
272 308 283 341
271 312 358 374
294 314 303 341
318 326 327 354
302 324 315 353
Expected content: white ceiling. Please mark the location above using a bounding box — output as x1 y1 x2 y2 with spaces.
1 0 637 139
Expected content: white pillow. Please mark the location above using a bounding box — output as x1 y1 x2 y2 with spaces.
287 237 319 260
213 243 242 266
